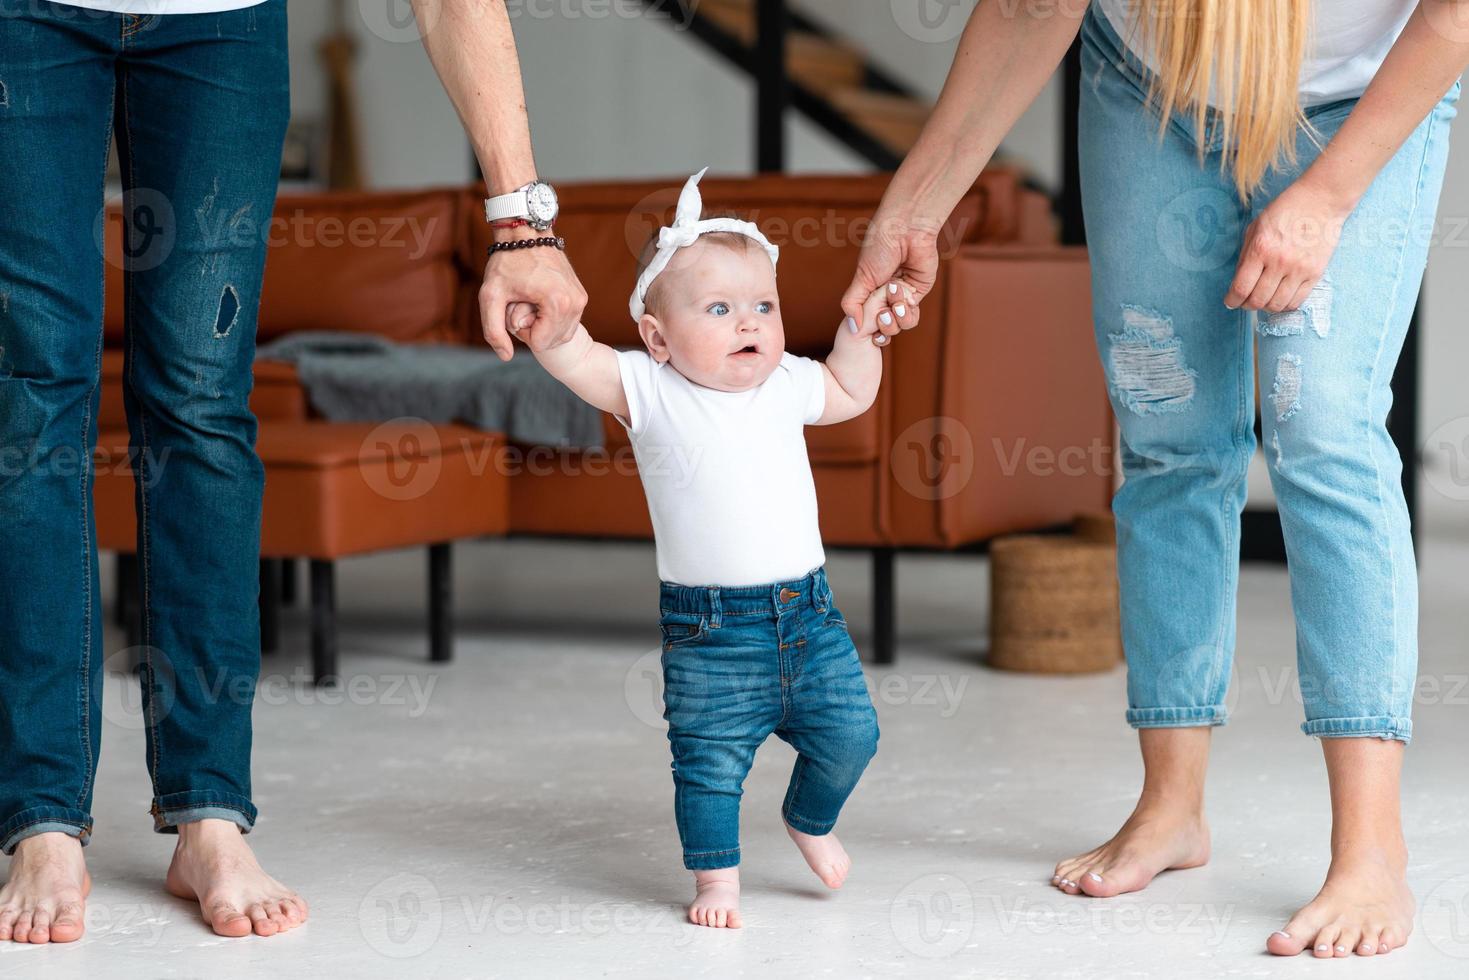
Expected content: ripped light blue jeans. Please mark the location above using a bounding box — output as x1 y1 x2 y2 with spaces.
1078 7 1457 743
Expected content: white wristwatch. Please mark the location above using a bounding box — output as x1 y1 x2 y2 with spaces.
484 179 560 231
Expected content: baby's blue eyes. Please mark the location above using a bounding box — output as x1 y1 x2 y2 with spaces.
706 302 774 316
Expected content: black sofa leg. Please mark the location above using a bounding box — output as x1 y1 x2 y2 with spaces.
259 559 281 655
120 554 143 653
115 553 134 627
281 558 298 606
429 542 453 663
310 559 338 686
872 547 896 666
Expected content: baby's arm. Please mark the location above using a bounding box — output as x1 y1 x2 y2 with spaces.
814 287 889 426
528 324 629 419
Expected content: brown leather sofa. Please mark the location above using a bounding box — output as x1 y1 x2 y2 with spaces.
93 170 1111 681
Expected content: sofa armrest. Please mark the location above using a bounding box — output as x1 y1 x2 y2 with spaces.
882 245 1113 548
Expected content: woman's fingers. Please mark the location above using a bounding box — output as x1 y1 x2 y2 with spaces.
1263 276 1304 315
881 282 916 332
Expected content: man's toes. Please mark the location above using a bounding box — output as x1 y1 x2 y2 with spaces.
265 902 292 933
247 903 280 937
11 911 33 943
280 898 306 924
208 901 254 938
51 902 85 943
27 908 52 944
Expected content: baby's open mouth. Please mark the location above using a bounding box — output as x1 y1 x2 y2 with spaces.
731 345 759 356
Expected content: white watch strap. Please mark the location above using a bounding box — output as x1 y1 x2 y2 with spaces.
484 189 530 223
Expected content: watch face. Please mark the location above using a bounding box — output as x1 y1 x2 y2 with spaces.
527 182 559 225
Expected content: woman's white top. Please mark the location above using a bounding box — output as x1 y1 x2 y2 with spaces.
1096 0 1420 106
48 1 267 13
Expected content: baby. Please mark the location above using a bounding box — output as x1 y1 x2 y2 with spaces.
524 169 897 929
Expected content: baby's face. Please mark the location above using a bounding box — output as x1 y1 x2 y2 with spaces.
642 239 784 392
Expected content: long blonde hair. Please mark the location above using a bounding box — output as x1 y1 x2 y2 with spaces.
1133 0 1313 199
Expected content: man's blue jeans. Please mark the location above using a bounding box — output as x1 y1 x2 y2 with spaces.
659 567 880 871
1078 7 1456 742
0 1 289 854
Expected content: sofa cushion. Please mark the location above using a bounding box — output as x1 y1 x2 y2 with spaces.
93 420 508 559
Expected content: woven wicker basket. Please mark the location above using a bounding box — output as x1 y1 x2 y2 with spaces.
988 533 1122 674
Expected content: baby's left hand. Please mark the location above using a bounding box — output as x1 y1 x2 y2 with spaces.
846 282 917 347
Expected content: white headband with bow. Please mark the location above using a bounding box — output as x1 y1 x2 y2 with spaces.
628 167 780 322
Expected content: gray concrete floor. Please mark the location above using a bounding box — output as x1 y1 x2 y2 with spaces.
3 505 1467 979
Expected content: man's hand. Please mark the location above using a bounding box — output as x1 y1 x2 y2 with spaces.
480 235 587 360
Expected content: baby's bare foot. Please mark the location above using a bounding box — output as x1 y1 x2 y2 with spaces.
785 823 852 889
0 832 90 944
689 869 741 928
1266 848 1414 958
1052 801 1210 898
164 819 308 938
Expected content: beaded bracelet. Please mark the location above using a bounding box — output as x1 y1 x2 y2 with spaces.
487 236 566 256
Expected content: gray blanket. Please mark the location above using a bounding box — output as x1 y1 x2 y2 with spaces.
255 332 604 449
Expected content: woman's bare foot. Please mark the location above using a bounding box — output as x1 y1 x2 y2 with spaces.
785 823 852 889
0 832 90 944
164 819 308 938
1266 737 1414 958
1052 727 1212 898
689 868 741 928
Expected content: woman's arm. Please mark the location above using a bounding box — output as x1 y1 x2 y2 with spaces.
841 1 1089 328
1227 1 1469 312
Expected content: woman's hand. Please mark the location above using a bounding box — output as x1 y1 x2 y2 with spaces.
1224 177 1353 313
841 206 939 346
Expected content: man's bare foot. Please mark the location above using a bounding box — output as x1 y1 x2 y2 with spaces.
786 823 852 889
0 832 90 944
689 868 741 928
1266 737 1414 958
164 819 308 938
1053 727 1212 898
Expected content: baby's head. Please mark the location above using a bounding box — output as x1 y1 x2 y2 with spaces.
629 170 783 392
634 218 784 392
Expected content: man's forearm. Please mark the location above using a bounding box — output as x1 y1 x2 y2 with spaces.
414 0 538 194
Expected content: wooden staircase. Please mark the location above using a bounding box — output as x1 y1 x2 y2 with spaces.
655 0 934 166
